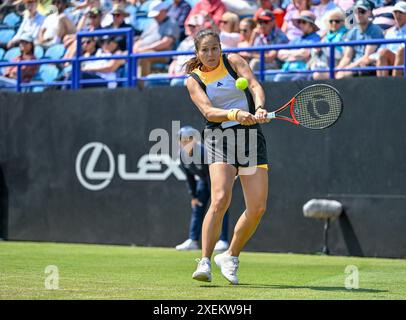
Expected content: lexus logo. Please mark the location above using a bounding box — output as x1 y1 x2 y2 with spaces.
76 142 186 191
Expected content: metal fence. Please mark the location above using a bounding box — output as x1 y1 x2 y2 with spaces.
0 27 405 92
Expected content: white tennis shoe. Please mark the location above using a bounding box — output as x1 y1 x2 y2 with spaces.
214 252 239 285
214 240 229 252
192 258 212 282
175 239 198 251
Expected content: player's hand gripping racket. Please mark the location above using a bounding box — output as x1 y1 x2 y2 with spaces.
266 84 343 129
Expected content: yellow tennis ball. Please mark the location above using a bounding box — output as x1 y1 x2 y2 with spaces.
235 77 248 90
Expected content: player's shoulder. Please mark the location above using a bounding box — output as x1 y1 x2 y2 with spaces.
227 53 245 64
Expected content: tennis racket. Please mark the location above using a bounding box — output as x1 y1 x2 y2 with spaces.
266 84 343 129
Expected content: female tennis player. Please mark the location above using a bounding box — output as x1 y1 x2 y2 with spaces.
185 28 269 285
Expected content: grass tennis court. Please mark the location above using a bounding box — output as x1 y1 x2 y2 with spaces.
1 241 405 300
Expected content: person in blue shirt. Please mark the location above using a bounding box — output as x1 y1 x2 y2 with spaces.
176 126 230 252
274 10 321 82
376 1 406 77
335 0 384 79
168 0 192 41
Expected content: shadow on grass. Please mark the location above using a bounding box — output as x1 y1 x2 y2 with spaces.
199 283 387 293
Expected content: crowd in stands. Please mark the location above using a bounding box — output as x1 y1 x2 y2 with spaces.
0 0 405 90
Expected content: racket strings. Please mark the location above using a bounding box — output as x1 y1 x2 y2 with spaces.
294 85 342 129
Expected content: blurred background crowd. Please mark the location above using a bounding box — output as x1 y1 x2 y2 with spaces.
0 0 405 90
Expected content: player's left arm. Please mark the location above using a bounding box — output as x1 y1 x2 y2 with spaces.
227 53 268 123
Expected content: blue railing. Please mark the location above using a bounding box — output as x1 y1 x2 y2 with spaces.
0 27 405 92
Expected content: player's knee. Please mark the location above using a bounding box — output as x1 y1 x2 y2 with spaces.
210 193 231 215
247 203 266 220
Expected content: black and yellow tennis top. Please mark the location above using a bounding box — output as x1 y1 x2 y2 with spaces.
190 54 256 129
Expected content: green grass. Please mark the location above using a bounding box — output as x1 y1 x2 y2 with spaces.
0 241 405 300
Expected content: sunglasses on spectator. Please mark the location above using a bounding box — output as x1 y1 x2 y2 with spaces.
240 29 248 33
297 20 309 25
258 20 271 25
329 19 343 24
220 20 229 24
188 24 197 29
82 40 93 45
113 13 123 17
357 9 367 14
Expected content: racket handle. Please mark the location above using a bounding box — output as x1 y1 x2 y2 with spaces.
266 112 276 119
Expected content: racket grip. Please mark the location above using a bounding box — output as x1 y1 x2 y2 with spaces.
266 112 276 119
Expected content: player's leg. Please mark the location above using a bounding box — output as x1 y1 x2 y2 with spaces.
192 163 236 282
201 163 237 258
214 166 268 284
228 167 268 257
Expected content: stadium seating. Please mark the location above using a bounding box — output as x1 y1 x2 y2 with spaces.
38 64 60 83
30 64 61 92
0 48 5 61
44 44 66 60
2 12 22 29
0 28 16 44
3 46 20 62
34 45 44 59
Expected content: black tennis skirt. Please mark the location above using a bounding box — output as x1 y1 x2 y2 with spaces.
202 123 268 169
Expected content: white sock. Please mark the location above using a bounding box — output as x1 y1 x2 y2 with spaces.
201 257 211 263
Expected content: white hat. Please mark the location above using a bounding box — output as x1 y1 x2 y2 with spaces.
147 0 170 18
19 33 34 43
187 14 204 26
393 1 406 13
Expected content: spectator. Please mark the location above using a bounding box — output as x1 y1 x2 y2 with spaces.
127 0 151 34
37 0 76 48
281 0 313 41
144 14 204 87
184 0 226 30
63 7 102 63
373 0 397 31
222 0 258 16
76 6 103 32
376 1 406 77
249 10 289 76
67 0 102 27
335 0 384 79
126 0 154 36
313 0 338 35
310 8 348 80
218 12 241 48
7 0 45 49
168 0 192 41
62 35 98 83
0 34 39 87
79 35 125 88
237 17 257 60
37 0 53 15
133 0 180 78
274 10 321 81
254 0 285 28
101 0 130 27
103 3 134 51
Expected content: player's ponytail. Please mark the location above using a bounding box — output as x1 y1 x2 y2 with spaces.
185 28 221 74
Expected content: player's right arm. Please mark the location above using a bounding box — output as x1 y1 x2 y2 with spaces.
186 76 256 125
